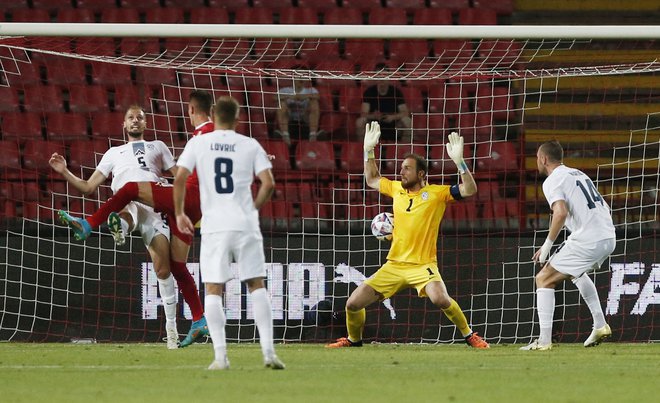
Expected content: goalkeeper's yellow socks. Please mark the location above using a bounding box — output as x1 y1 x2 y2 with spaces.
346 307 366 343
442 298 472 337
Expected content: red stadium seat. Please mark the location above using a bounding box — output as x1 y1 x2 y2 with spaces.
91 62 133 86
91 112 125 138
412 113 447 140
388 39 430 64
234 8 274 24
69 139 109 173
12 181 42 203
57 9 95 23
1 112 43 142
428 0 468 10
475 86 513 121
386 0 426 8
189 7 229 24
75 0 117 9
113 86 148 112
297 40 341 64
46 58 88 85
279 7 319 24
6 62 43 86
399 86 424 113
207 0 249 7
323 8 362 25
320 112 350 139
473 0 514 15
119 0 160 7
458 8 498 25
338 85 364 114
343 39 385 61
68 85 110 113
10 9 51 22
120 38 161 56
368 8 407 25
338 142 364 173
428 143 474 175
413 8 453 25
432 40 474 66
163 0 206 6
476 40 523 67
45 113 89 141
342 0 382 9
0 141 22 179
74 38 116 57
144 114 178 140
136 67 177 87
253 0 288 7
23 85 64 113
298 0 337 8
476 141 518 172
32 0 73 10
0 87 20 112
295 141 336 171
144 8 185 24
261 141 291 171
23 140 66 173
427 84 468 117
252 39 299 60
101 8 140 23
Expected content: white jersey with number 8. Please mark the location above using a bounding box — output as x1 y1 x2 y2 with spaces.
176 129 272 234
542 164 616 243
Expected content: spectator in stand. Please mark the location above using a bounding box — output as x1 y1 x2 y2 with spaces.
356 63 412 143
275 75 324 145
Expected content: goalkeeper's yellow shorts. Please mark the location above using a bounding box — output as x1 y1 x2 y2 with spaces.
364 260 443 299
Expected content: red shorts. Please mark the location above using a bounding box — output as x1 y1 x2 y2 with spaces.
151 182 202 245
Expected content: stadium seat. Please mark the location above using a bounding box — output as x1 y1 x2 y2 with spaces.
338 85 364 114
261 141 292 171
75 0 117 9
427 84 468 117
31 0 73 10
343 39 385 61
234 8 274 24
153 85 193 117
144 8 185 24
477 40 523 67
323 8 362 25
368 8 407 25
68 85 110 113
279 7 319 24
163 38 207 60
136 67 177 87
189 7 229 24
10 9 51 22
0 141 22 179
207 0 249 7
176 71 219 89
432 40 474 66
475 141 518 172
472 0 514 15
23 85 64 113
320 112 350 139
144 114 178 140
69 139 109 173
74 38 116 57
388 39 430 64
112 86 148 112
428 143 474 175
297 41 341 64
23 140 66 173
342 0 382 9
298 0 337 8
57 9 95 23
252 39 299 60
1 112 43 142
412 8 453 25
386 0 426 8
12 181 41 203
412 113 447 140
458 8 498 25
476 181 502 201
6 62 43 86
120 38 161 56
91 112 125 138
427 0 469 10
338 142 364 174
163 0 206 6
45 113 89 141
119 0 160 7
101 8 140 23
91 62 133 86
0 87 20 113
245 121 269 140
45 58 88 86
295 141 336 171
475 86 513 120
253 0 289 7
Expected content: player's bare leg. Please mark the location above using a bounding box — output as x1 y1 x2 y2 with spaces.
426 281 489 349
326 283 380 348
246 278 284 369
147 234 178 349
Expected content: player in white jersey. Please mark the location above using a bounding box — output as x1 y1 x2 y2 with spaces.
521 140 616 351
173 96 285 370
49 105 181 349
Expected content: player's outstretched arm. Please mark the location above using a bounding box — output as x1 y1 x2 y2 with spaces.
49 152 106 195
173 167 194 236
364 121 382 190
446 132 477 198
533 200 569 264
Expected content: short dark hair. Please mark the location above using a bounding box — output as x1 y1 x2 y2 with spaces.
539 140 563 163
213 96 239 125
189 90 213 115
403 153 427 178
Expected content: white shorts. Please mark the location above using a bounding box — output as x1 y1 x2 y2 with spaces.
549 237 616 278
199 231 266 284
124 201 170 247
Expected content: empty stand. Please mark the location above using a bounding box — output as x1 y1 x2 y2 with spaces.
0 87 20 113
1 112 43 142
91 62 133 86
101 8 140 23
10 9 51 22
68 139 110 173
295 141 336 171
261 141 292 172
458 8 498 25
475 141 519 172
343 39 385 62
189 7 229 24
388 39 430 64
57 8 95 23
23 85 64 113
0 141 22 180
22 140 66 174
144 8 185 24
45 58 88 86
91 112 125 138
68 85 110 113
279 8 320 24
323 8 362 25
234 8 274 24
338 142 364 174
368 8 408 25
45 113 89 141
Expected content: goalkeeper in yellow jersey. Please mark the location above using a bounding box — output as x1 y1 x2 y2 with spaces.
326 122 489 349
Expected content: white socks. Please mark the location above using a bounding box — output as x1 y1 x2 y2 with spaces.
572 275 607 329
157 274 177 325
205 294 227 362
251 287 275 358
536 288 555 345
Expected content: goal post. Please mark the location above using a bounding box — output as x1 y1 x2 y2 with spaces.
0 23 658 344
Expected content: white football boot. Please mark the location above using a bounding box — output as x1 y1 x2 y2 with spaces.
519 339 552 351
584 324 612 347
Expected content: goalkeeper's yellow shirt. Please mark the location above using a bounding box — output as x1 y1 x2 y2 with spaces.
379 178 457 265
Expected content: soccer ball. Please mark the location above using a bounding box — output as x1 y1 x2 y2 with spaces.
371 212 394 241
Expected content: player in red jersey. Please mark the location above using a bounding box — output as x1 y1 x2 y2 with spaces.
60 90 215 347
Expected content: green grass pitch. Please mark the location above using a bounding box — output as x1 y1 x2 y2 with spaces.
1 342 658 402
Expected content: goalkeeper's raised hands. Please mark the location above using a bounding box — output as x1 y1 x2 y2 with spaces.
446 132 468 174
364 121 381 153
